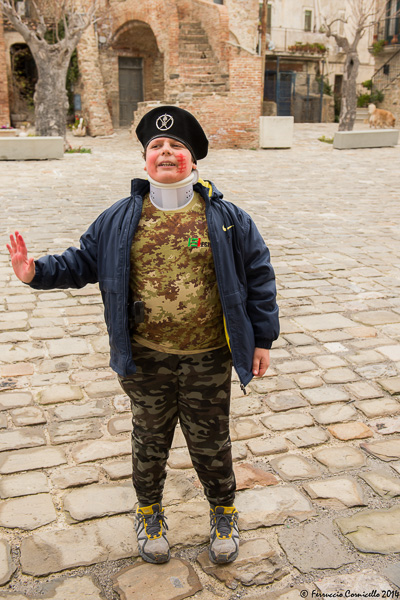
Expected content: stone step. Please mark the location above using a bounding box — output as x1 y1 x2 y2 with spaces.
180 68 219 75
179 33 209 42
182 74 226 84
179 43 211 52
180 66 220 75
179 23 204 33
356 108 369 122
179 56 214 64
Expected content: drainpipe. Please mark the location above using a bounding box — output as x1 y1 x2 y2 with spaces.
319 60 325 122
276 55 280 115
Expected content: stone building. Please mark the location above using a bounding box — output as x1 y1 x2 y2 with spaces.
0 0 263 148
0 11 10 127
369 0 400 123
263 0 375 121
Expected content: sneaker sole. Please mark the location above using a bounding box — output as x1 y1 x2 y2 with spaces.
208 546 239 564
138 547 171 564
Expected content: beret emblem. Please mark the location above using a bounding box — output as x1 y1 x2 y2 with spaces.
156 114 174 131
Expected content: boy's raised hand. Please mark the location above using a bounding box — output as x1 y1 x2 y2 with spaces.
6 231 35 284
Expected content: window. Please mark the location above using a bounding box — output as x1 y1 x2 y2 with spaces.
304 9 312 32
388 0 397 37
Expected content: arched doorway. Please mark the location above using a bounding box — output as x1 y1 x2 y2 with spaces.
9 43 37 124
111 20 164 127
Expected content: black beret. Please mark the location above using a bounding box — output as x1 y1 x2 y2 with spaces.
136 105 208 161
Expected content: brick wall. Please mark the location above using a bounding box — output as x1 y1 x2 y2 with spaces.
133 45 263 150
98 18 165 126
189 0 230 75
0 0 262 145
106 0 180 99
0 12 10 127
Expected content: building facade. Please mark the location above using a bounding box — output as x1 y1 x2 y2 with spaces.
262 0 375 121
0 1 382 142
370 0 400 122
0 0 263 148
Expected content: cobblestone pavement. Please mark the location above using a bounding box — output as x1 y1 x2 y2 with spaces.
1 124 400 600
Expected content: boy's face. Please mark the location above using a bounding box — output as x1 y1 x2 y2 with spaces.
145 137 196 184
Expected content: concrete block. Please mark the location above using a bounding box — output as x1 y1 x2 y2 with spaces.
333 129 399 150
260 116 294 148
0 137 64 160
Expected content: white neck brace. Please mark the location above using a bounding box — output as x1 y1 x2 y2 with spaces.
148 170 199 211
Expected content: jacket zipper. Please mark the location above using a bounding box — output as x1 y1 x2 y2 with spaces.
122 197 139 373
203 190 246 388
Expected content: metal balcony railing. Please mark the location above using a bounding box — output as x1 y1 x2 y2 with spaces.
264 26 328 55
372 17 400 45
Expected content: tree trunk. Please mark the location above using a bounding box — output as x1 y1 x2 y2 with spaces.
338 51 360 131
34 51 71 137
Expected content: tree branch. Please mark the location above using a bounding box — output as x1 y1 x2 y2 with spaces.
0 0 38 44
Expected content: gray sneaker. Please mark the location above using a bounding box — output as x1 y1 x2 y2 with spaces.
135 503 170 564
209 505 239 564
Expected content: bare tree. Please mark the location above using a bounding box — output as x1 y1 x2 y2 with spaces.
321 0 384 131
0 0 99 136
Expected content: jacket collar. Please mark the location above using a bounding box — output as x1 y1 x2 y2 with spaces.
131 178 150 197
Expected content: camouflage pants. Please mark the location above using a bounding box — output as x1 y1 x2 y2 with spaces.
118 341 235 507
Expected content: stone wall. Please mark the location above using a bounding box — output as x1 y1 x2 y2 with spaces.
224 0 259 53
0 13 10 127
77 26 114 136
377 79 400 126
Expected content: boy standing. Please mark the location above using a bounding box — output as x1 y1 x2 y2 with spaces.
7 106 279 565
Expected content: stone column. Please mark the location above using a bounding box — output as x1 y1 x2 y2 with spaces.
0 12 11 127
77 25 113 136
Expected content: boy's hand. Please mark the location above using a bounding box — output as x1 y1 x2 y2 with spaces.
252 347 270 377
6 231 35 284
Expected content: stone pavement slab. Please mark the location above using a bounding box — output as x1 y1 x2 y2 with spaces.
313 446 366 472
278 520 356 573
336 506 400 553
235 486 315 530
0 540 15 585
197 538 288 589
360 470 400 498
360 438 400 461
63 482 136 522
0 447 67 474
112 559 202 600
316 570 393 595
270 454 322 481
0 472 49 498
303 476 366 508
20 515 137 575
0 494 56 530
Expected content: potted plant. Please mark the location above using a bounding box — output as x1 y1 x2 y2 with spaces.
0 125 19 137
71 116 87 137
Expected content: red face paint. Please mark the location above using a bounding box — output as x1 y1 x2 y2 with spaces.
177 153 187 174
145 139 193 183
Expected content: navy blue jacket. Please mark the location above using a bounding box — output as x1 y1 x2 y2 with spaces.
29 178 279 386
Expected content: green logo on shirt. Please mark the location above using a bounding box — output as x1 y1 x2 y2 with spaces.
188 237 210 248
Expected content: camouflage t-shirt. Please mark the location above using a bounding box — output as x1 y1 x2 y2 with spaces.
129 191 226 354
